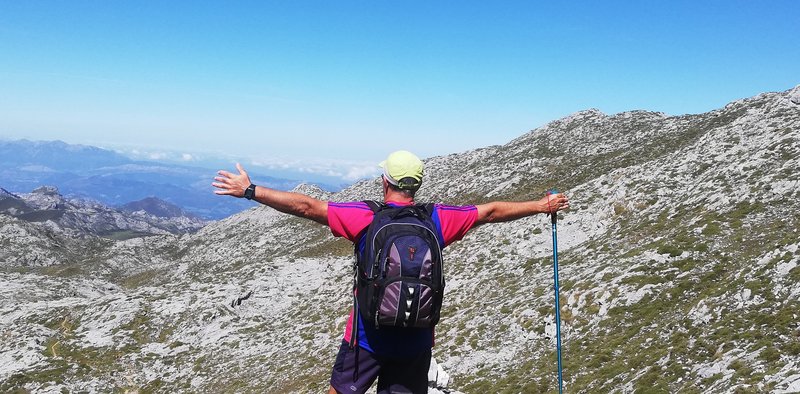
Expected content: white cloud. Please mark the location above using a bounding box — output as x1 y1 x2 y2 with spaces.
248 156 379 183
343 164 378 181
181 153 194 161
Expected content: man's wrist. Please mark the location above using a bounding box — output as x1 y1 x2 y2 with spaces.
244 184 257 200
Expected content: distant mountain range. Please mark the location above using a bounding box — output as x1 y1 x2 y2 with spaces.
0 186 205 240
0 139 341 220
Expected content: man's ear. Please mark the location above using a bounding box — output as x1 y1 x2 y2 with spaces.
381 176 389 193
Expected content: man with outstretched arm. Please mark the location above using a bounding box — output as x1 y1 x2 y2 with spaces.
213 150 569 394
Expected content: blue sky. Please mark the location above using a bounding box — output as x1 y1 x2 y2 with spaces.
1 1 798 181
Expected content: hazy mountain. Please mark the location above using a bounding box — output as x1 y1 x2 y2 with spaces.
120 197 200 219
0 140 338 220
0 140 129 171
1 85 799 393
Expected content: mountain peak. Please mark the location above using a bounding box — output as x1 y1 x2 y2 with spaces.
291 183 332 200
31 185 61 196
568 108 606 119
789 84 800 105
120 196 197 219
24 186 66 210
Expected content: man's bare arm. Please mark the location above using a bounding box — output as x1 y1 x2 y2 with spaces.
213 163 328 225
475 193 569 226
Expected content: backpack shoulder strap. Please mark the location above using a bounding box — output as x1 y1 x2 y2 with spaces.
418 203 435 217
363 200 386 213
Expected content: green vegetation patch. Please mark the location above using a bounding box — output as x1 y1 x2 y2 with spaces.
99 229 156 241
39 264 84 278
122 268 168 288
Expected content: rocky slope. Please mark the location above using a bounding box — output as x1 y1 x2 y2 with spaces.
0 186 205 274
1 86 799 393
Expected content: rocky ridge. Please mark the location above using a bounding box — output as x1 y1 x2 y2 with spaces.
120 197 201 220
1 186 206 238
1 86 799 393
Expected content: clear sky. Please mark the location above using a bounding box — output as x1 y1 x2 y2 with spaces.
1 1 798 181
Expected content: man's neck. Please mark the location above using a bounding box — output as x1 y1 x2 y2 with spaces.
384 190 414 204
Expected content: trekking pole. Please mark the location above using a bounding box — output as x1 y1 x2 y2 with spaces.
548 189 564 394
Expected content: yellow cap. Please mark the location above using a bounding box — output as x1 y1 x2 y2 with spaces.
379 150 423 190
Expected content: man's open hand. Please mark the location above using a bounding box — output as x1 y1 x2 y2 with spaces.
213 163 252 198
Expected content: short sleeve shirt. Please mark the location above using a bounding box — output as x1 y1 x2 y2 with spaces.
327 200 478 356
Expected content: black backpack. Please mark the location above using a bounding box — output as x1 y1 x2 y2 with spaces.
351 201 445 334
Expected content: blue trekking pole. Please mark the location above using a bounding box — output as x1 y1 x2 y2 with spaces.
548 189 564 394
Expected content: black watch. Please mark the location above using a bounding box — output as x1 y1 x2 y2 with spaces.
244 184 257 200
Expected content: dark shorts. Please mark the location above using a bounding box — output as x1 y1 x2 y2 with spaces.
330 340 431 394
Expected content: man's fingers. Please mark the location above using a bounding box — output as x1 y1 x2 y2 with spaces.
218 170 235 178
236 163 247 176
